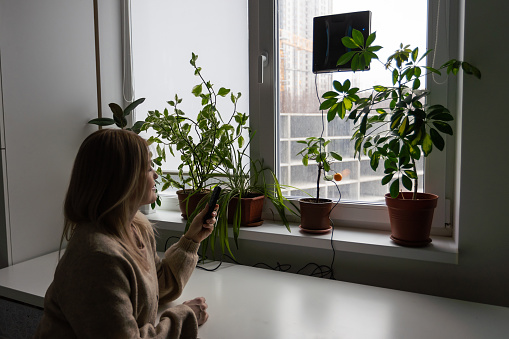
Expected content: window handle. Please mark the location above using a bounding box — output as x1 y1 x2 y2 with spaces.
258 52 269 84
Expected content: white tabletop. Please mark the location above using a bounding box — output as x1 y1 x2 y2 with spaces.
169 261 509 339
1 252 508 338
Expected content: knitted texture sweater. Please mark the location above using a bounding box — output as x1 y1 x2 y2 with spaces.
34 215 200 338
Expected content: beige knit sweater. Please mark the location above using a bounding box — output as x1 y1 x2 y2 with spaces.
34 215 200 338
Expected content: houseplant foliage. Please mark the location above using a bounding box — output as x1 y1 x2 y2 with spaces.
190 157 298 257
319 29 480 245
88 98 146 134
206 111 299 254
320 29 481 199
142 53 243 215
142 53 295 256
296 136 342 202
296 136 342 232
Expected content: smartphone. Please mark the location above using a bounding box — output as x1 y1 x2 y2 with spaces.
203 186 221 223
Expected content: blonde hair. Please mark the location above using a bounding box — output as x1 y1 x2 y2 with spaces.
61 129 154 270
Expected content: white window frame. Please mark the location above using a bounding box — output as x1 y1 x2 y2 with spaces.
249 0 460 236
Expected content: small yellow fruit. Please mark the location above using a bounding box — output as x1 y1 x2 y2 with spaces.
333 172 343 181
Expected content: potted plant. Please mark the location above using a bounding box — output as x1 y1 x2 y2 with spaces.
183 89 297 257
142 53 297 257
190 157 298 258
142 53 240 218
296 136 343 233
319 29 481 246
215 122 268 228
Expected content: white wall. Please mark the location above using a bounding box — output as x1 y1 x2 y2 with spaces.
0 0 122 265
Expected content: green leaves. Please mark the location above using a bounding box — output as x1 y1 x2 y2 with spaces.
124 98 146 116
461 61 482 79
342 36 360 49
218 87 230 97
422 133 433 156
382 174 393 185
109 103 124 119
390 180 400 199
88 98 146 131
337 30 381 71
442 59 482 79
192 84 203 96
131 121 146 134
321 80 360 122
330 151 342 161
141 53 248 196
337 51 357 66
432 121 453 135
88 117 115 126
314 36 481 200
295 136 343 200
430 128 445 151
296 137 341 172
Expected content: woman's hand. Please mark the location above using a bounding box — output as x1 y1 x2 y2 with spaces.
184 204 218 243
183 297 209 326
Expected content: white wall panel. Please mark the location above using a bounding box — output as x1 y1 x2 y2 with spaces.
0 0 97 264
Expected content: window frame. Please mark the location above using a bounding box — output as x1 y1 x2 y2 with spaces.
126 0 459 236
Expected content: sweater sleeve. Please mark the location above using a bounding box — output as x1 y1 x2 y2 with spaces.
155 236 200 305
56 251 197 339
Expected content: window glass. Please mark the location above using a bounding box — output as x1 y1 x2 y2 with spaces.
131 0 249 188
278 0 427 202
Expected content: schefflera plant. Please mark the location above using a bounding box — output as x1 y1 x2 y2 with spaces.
320 29 481 199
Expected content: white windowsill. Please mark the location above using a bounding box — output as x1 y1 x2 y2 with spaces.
147 209 458 264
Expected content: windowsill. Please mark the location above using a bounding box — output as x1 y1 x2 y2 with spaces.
147 209 458 264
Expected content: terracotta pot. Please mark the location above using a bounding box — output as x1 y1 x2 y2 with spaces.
176 190 209 219
299 198 333 233
227 194 265 227
385 192 438 247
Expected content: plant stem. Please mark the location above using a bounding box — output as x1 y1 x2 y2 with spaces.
316 163 322 203
411 156 418 200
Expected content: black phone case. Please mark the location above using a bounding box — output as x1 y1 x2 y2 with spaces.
203 186 221 222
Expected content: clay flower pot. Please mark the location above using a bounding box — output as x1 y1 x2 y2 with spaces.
299 198 333 233
227 194 265 227
176 190 209 219
385 192 438 247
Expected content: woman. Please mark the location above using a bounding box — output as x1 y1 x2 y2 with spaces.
35 129 217 338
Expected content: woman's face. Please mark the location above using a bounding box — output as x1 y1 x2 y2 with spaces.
140 165 158 206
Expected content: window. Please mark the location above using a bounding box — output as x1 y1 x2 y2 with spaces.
129 0 457 235
251 0 458 234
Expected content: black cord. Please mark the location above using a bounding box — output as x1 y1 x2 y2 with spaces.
195 253 242 272
196 260 224 272
164 235 181 251
252 262 292 272
326 181 342 280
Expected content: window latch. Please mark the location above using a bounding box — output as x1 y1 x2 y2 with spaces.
258 52 269 84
